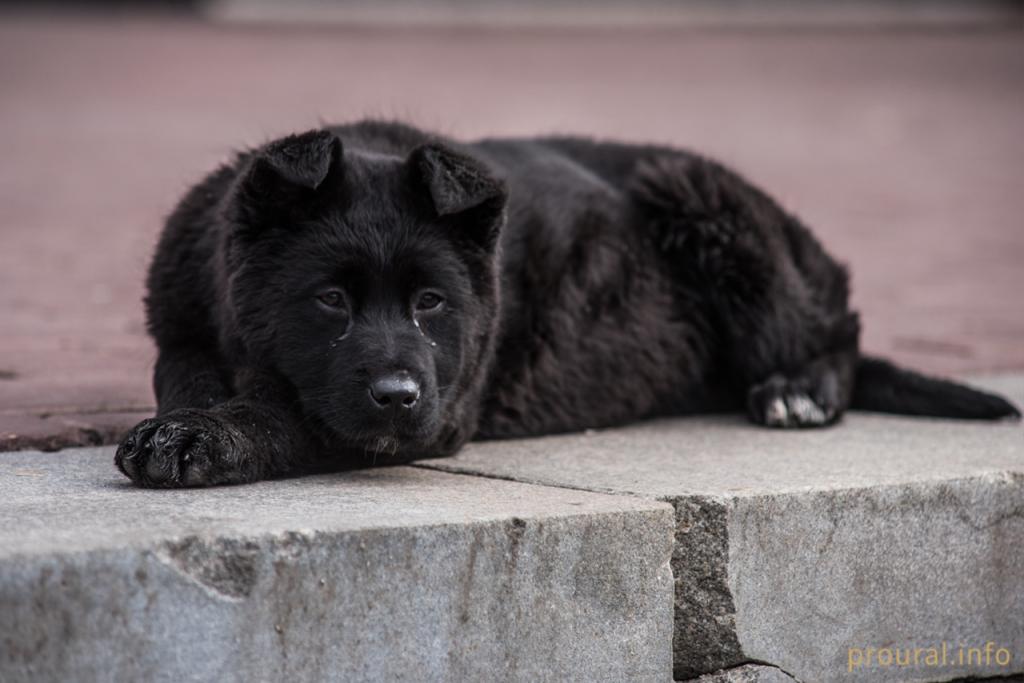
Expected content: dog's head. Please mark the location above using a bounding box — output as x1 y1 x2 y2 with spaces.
224 130 506 455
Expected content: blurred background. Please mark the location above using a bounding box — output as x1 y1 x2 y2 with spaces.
1 0 1022 449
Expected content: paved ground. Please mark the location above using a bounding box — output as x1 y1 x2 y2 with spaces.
1 14 1022 449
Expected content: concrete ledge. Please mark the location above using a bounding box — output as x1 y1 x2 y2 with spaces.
3 377 1021 682
0 449 674 683
420 375 1024 682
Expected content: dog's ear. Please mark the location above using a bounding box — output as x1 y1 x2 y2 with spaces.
251 130 343 192
408 143 507 251
233 130 343 225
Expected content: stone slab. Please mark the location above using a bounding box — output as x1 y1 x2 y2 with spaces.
0 447 674 683
418 375 1024 682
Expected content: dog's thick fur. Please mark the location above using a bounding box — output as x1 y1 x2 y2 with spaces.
116 120 1020 487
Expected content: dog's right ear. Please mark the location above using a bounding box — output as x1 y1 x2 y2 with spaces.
232 130 343 226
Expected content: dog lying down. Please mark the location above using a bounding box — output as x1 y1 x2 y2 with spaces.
116 120 1020 488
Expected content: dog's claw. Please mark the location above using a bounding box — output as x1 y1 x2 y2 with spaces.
748 373 840 429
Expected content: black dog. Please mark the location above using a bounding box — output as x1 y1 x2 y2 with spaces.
116 120 1020 487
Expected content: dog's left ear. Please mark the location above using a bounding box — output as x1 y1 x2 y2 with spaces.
408 143 507 251
254 129 343 192
231 130 344 231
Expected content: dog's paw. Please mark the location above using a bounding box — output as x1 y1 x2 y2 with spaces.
747 373 841 429
115 410 246 488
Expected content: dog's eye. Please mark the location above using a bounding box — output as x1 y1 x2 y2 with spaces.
415 291 445 311
316 289 346 309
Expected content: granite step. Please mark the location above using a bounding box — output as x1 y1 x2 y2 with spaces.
2 376 1020 682
0 450 674 683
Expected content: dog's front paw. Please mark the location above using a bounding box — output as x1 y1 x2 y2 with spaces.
747 372 841 428
115 410 249 488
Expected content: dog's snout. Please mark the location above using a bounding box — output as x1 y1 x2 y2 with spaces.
369 373 421 410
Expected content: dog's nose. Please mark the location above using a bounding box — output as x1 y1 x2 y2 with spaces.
369 373 421 410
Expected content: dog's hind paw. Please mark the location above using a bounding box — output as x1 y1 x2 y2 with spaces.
115 409 249 488
747 373 840 428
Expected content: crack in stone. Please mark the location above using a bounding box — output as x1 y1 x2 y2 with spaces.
741 658 804 682
677 660 802 682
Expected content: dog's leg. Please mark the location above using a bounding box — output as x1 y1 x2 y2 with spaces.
116 360 312 488
151 345 233 414
632 154 860 427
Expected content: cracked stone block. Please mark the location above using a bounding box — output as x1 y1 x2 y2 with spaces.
420 374 1024 682
0 448 674 683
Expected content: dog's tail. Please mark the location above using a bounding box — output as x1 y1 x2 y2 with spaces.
851 355 1020 420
